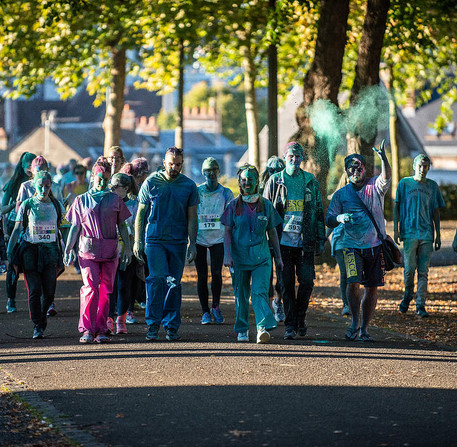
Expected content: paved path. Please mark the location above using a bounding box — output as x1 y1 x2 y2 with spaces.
1 270 456 446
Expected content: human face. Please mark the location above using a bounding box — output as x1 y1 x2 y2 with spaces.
284 149 303 174
93 172 110 191
346 159 366 185
203 168 219 184
22 159 33 177
414 160 430 182
111 182 128 199
163 154 183 180
108 151 123 173
74 168 86 182
35 178 52 201
239 169 258 195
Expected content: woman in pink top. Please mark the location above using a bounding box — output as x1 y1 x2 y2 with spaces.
64 165 132 344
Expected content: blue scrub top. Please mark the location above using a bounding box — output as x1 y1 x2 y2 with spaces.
221 197 282 269
139 171 199 244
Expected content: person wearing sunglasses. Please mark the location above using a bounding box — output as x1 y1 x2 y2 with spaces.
134 147 199 342
221 163 282 344
263 142 326 341
326 142 391 342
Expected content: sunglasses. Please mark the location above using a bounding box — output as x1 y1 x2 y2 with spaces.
75 171 86 175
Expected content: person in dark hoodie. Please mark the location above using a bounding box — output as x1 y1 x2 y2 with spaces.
263 142 326 340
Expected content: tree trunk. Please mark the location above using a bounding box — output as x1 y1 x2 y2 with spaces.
294 0 350 200
103 47 126 155
242 46 260 168
385 64 400 200
175 38 184 150
347 0 390 176
267 0 278 160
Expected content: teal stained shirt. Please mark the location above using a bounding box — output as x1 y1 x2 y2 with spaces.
395 177 445 241
221 197 282 269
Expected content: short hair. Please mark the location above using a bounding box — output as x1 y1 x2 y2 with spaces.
283 141 304 157
121 158 149 179
344 153 366 171
201 157 219 173
165 146 184 158
413 154 431 169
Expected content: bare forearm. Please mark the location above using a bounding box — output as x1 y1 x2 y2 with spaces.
381 154 391 181
267 228 282 261
64 224 80 253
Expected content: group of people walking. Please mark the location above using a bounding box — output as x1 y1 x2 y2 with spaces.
2 140 455 344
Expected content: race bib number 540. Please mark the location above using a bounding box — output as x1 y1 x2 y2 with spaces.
32 225 57 243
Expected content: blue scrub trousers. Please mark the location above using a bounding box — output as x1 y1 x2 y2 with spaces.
233 259 277 334
145 242 187 331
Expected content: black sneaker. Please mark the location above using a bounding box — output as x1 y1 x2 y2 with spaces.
398 299 411 314
165 328 181 341
33 327 44 339
284 328 296 340
416 307 429 318
145 325 159 341
297 326 307 337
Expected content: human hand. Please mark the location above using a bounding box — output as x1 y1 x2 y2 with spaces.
372 139 386 160
276 258 284 270
394 229 400 245
122 247 133 267
63 250 75 266
223 255 233 268
133 241 144 262
434 236 441 251
315 241 325 256
337 213 353 224
186 243 197 263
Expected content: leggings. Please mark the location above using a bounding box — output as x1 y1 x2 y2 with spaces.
195 243 224 314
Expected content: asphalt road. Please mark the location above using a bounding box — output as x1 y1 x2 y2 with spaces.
1 269 456 447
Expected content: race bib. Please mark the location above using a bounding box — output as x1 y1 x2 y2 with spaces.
199 214 221 230
32 225 57 243
283 214 303 234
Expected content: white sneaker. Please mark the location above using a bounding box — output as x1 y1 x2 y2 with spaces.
257 328 270 344
237 330 249 342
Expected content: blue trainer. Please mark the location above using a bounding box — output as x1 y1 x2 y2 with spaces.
166 328 181 341
146 325 159 341
211 306 224 324
201 312 212 325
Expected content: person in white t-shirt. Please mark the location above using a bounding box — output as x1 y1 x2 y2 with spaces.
195 158 234 325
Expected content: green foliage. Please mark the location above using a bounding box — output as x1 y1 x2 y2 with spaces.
178 80 267 146
156 109 177 129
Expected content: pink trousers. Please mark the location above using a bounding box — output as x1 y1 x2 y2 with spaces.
78 257 118 335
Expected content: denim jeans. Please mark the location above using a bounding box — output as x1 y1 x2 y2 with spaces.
145 242 187 330
233 259 277 334
280 245 315 330
403 239 433 307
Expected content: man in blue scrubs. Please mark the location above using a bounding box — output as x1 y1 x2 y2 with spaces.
134 147 199 341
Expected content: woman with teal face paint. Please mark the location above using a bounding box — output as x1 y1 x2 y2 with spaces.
7 171 65 339
221 164 283 344
2 152 36 313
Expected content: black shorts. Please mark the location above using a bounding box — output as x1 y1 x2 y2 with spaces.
343 245 385 287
